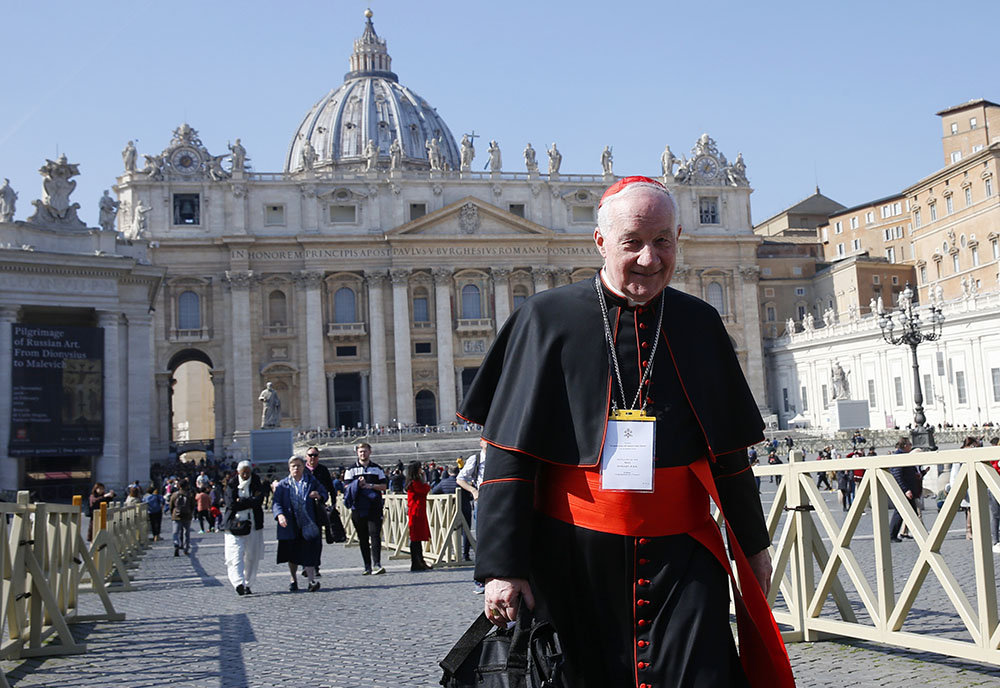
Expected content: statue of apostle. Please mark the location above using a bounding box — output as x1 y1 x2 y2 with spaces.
258 382 281 429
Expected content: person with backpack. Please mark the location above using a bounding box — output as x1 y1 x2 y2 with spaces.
169 478 194 556
142 485 165 542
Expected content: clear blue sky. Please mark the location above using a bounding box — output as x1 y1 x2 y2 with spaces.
1 0 997 228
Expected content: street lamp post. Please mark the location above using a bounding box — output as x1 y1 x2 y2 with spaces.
877 282 945 450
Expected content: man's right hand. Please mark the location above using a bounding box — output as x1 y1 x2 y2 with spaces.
484 577 534 628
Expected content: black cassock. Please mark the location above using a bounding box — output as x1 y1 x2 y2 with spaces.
460 277 770 688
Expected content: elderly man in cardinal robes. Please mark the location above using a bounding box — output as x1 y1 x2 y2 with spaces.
459 176 794 687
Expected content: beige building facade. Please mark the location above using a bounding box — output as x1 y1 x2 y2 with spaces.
111 14 768 458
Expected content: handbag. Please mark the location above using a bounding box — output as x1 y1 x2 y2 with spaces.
439 602 566 688
325 505 347 543
229 515 251 536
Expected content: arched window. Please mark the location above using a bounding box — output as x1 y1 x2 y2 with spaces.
268 290 287 326
461 284 481 319
334 287 356 323
413 287 430 323
177 291 200 330
415 390 437 426
706 282 725 314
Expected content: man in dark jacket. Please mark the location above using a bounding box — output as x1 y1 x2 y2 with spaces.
432 465 473 560
889 436 921 542
169 478 194 556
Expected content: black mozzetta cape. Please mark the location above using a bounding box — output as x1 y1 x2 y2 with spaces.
459 278 765 466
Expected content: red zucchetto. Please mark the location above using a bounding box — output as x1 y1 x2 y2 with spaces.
598 176 667 208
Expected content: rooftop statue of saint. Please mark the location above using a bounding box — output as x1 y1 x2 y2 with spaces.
460 134 475 172
98 190 119 232
547 142 561 175
523 143 538 174
0 178 16 223
122 141 137 173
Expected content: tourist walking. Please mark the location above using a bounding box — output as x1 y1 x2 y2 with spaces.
273 455 328 592
406 461 432 571
223 460 265 596
142 486 165 541
87 483 116 542
344 442 388 575
169 479 194 556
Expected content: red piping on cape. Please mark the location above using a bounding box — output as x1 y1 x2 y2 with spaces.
480 477 533 487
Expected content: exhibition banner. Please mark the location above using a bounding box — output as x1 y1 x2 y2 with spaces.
9 324 104 456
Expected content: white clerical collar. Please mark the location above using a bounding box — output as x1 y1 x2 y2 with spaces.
599 268 652 307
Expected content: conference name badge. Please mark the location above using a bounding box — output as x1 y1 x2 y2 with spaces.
601 409 655 492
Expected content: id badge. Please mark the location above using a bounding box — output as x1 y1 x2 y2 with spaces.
600 409 656 492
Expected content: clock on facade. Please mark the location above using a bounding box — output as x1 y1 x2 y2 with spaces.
169 147 202 174
693 155 719 181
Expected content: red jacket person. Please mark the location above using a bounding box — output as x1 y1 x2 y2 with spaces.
459 177 794 687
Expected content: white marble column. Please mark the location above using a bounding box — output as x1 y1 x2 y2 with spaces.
492 268 512 329
125 312 153 486
97 310 122 486
225 271 254 434
300 271 328 429
390 268 415 425
154 372 172 455
365 270 390 426
210 369 225 455
433 268 457 424
532 265 553 293
0 306 20 490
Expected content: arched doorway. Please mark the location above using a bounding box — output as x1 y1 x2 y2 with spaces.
168 349 215 461
415 390 437 426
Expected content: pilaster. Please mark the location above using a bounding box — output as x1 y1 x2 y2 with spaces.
0 306 20 490
492 268 512 329
532 265 554 293
210 369 225 455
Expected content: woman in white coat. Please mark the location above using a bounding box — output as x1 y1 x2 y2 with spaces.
223 461 266 595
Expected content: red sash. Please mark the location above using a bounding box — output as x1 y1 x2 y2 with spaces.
535 458 796 688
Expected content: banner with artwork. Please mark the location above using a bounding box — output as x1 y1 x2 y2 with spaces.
9 324 104 456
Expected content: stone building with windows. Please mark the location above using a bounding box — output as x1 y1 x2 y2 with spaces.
766 98 1000 431
111 12 768 458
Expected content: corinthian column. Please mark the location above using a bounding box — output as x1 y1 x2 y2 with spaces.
390 268 415 424
433 268 457 423
532 265 554 293
125 311 153 486
225 270 254 433
299 271 328 429
492 268 512 329
365 270 390 426
97 310 122 485
553 268 572 288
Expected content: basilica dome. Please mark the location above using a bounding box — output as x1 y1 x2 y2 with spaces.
284 11 461 173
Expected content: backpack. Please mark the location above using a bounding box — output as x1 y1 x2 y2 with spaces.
172 491 192 519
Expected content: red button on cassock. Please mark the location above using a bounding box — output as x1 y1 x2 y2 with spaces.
639 322 648 330
641 360 648 367
638 578 650 586
639 558 650 565
641 341 649 349
637 661 649 670
637 619 649 627
640 683 650 688
637 640 648 648
638 538 649 546
637 599 649 606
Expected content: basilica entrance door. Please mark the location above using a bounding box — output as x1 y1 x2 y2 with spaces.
333 372 362 430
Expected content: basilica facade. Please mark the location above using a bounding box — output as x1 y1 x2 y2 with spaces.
114 12 767 459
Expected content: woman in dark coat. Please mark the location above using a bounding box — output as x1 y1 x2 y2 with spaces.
272 455 328 592
223 460 266 595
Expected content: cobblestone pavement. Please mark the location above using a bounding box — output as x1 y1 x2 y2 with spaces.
5 486 1000 687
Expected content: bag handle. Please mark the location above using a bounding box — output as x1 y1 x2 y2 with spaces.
439 612 495 678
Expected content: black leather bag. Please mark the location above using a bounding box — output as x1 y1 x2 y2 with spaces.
439 603 566 688
325 505 346 544
229 517 251 536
